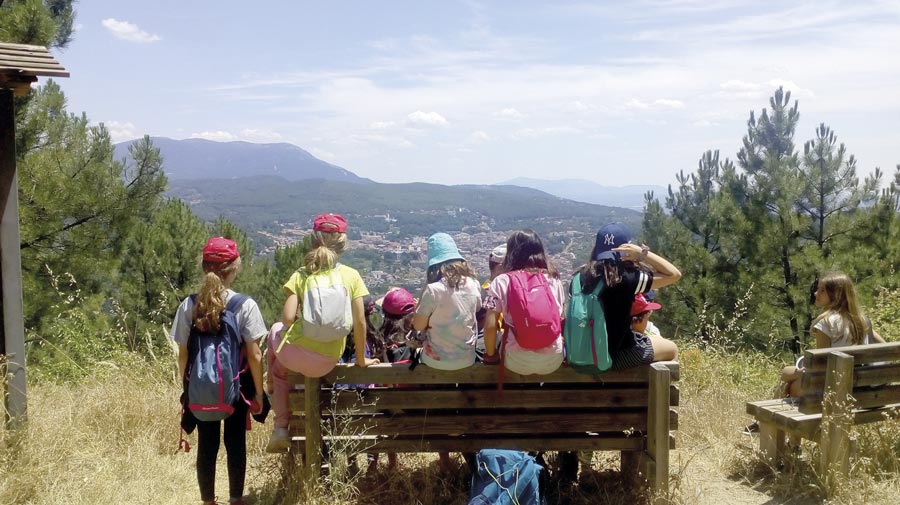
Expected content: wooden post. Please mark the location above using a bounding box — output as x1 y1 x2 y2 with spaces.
1 87 28 428
758 422 786 467
646 362 671 504
820 351 853 494
304 375 322 486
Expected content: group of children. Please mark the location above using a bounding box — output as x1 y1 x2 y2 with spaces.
172 214 686 505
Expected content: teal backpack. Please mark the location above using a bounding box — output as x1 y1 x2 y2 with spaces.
563 272 612 373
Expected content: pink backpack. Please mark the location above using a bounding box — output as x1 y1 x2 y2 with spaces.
506 270 561 349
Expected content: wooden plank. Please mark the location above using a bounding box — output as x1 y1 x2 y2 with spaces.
290 385 680 413
0 41 58 52
292 433 676 453
820 352 853 494
304 376 321 484
801 363 900 394
0 65 69 77
0 54 59 65
804 342 900 370
646 362 670 504
290 410 677 436
758 421 786 466
1 88 27 428
289 361 680 387
800 384 900 414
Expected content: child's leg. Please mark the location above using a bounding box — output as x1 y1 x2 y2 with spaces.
780 365 803 398
648 335 678 361
195 420 221 503
223 403 248 501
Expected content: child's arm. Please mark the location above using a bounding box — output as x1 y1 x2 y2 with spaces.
246 339 264 403
178 343 189 381
613 244 681 289
281 293 299 327
812 327 831 349
483 310 500 357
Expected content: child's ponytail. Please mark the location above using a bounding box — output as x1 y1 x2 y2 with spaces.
193 258 241 332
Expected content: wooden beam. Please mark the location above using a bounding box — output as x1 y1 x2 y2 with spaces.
1 87 27 428
303 376 321 486
820 351 853 495
646 362 671 505
804 342 900 369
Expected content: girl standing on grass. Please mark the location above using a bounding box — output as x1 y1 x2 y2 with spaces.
577 223 679 369
170 237 267 505
781 271 885 397
265 213 378 453
482 230 566 374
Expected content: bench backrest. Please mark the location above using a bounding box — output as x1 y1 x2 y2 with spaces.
799 342 900 414
287 362 679 452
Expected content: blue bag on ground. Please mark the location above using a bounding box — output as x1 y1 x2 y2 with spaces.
469 449 543 505
186 294 248 422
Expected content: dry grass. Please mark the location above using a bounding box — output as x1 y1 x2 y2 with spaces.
4 346 900 504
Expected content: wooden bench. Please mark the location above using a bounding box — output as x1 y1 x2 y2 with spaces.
746 342 900 486
287 361 679 503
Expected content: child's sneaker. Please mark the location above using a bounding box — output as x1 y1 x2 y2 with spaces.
266 427 290 453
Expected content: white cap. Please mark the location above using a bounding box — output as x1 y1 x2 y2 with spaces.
489 244 507 263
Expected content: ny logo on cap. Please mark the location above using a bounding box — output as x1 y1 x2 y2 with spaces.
604 233 615 245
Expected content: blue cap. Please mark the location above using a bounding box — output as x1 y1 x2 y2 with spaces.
427 233 465 268
593 223 633 261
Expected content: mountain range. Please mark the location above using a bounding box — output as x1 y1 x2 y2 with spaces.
497 177 665 210
114 137 368 183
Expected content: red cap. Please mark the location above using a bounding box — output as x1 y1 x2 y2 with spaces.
381 288 416 316
631 293 662 316
202 237 239 263
313 213 348 233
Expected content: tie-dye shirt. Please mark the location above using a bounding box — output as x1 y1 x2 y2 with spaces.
415 277 482 370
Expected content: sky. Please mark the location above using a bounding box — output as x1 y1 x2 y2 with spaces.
45 0 900 187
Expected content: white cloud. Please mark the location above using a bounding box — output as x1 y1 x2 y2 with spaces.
494 107 524 119
625 98 650 110
407 110 448 126
653 98 685 109
190 131 238 142
468 130 491 144
101 121 140 143
239 129 284 142
511 126 581 140
369 121 397 130
101 18 161 43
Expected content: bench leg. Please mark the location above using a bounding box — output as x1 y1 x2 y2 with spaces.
758 421 785 467
647 363 671 505
621 450 645 482
304 376 322 487
820 352 853 495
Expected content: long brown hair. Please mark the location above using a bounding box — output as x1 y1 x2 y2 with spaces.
193 257 241 333
427 259 477 289
817 271 868 345
304 230 348 274
503 229 558 278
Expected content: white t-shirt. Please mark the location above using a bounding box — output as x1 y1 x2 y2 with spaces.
484 271 565 375
415 277 482 371
813 312 872 348
170 289 268 346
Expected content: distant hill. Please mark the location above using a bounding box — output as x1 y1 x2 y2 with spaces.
167 176 641 247
114 137 368 183
497 177 665 210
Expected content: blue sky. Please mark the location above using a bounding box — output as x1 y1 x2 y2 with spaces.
48 0 900 187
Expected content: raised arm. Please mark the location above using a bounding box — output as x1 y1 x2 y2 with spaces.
613 244 681 289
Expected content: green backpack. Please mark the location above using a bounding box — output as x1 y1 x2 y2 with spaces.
563 272 612 374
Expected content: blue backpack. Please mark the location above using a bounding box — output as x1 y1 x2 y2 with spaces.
186 293 249 422
469 450 544 505
563 273 612 374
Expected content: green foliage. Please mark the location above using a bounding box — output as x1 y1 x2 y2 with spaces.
647 87 895 353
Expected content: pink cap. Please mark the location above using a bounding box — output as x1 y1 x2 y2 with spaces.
313 213 348 233
381 288 416 316
202 237 239 263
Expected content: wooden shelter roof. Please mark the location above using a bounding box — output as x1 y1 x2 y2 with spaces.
0 42 69 92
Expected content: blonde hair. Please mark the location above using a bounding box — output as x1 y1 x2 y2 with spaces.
426 259 477 289
817 271 868 345
304 230 348 274
193 257 241 333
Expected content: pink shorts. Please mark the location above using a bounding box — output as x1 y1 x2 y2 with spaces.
268 322 337 378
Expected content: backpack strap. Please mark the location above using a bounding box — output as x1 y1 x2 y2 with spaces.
226 292 249 313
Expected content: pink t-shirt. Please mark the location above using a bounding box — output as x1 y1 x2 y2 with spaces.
484 271 565 375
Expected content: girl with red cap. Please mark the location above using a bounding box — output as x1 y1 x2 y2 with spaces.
265 214 378 453
170 237 267 505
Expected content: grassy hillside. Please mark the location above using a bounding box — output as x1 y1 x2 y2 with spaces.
4 345 900 504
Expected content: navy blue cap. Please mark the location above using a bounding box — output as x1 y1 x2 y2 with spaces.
593 223 633 261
